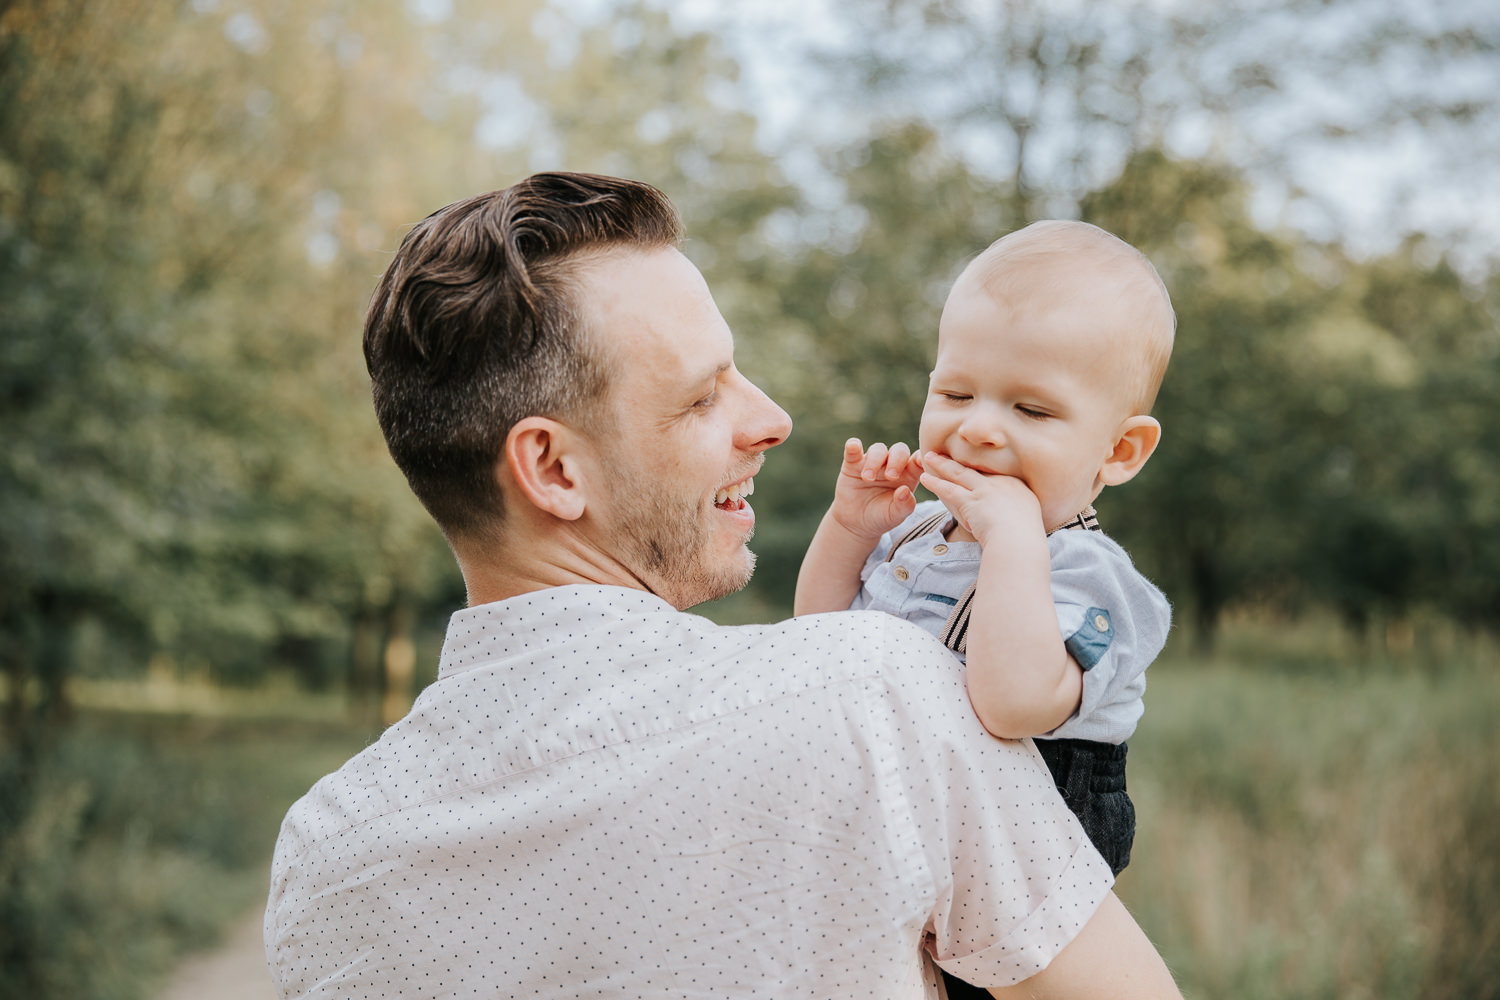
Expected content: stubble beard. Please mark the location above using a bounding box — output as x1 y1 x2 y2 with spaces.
610 470 756 610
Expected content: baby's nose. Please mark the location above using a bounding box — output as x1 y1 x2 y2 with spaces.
959 409 1006 447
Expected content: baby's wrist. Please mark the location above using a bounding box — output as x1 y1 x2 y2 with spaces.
827 509 887 546
971 514 1045 551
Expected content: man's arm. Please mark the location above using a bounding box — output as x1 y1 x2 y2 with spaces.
988 892 1182 1000
794 439 923 615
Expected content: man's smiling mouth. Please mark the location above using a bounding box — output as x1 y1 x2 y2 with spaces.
713 477 755 510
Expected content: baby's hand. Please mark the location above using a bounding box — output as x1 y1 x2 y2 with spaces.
919 452 1044 546
829 438 925 541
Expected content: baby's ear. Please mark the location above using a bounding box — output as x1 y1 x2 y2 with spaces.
1098 415 1161 488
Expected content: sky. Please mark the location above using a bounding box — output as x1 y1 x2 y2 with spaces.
654 0 1500 272
419 0 1499 273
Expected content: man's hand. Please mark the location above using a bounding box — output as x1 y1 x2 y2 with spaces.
918 452 1044 546
828 438 926 542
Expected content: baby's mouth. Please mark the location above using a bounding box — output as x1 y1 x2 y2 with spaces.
713 477 755 510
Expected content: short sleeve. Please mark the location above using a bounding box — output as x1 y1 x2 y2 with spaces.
869 616 1114 985
1047 531 1171 742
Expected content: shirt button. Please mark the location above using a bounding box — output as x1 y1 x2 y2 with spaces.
1093 613 1110 632
893 566 910 581
932 544 949 555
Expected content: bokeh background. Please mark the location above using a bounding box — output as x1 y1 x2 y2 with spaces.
3 1 1498 997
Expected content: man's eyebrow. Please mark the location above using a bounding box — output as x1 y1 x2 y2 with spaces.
669 361 732 414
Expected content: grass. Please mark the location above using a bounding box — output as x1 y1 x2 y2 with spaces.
1120 621 1500 1000
0 708 373 1000
2 617 1496 999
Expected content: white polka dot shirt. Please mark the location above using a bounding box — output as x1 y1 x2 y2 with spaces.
265 585 1112 998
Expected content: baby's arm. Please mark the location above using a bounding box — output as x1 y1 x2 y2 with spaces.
794 439 924 615
920 452 1083 739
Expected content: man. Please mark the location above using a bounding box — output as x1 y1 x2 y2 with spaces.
265 172 1181 998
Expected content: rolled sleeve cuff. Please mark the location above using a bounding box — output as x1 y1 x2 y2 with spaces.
933 842 1115 988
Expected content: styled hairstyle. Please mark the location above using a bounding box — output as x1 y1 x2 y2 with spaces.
363 172 682 540
970 220 1176 413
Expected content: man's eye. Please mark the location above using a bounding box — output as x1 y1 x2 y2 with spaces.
693 392 718 410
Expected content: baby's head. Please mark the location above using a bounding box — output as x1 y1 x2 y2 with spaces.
919 220 1175 530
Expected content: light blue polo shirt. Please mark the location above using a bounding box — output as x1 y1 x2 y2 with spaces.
852 500 1171 744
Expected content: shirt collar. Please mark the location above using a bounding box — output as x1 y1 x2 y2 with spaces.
438 585 677 680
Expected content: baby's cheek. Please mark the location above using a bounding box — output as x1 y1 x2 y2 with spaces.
915 413 942 453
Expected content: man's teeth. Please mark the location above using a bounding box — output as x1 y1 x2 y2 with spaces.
714 478 755 506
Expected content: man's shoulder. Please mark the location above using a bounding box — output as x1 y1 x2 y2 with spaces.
761 608 968 705
715 607 956 679
271 604 967 863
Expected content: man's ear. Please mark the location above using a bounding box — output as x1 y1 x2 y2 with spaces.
503 417 589 521
1098 415 1161 488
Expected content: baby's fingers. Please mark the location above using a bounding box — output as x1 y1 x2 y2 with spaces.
882 442 913 480
860 442 891 480
840 438 866 473
919 468 964 504
920 451 988 488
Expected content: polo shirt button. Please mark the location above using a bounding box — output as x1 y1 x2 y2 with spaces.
932 544 949 555
894 566 910 581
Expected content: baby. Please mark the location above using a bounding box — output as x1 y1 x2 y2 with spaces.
796 220 1174 879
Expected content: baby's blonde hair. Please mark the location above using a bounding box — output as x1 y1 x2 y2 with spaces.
965 220 1176 414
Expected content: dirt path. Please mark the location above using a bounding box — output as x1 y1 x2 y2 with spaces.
157 907 277 1000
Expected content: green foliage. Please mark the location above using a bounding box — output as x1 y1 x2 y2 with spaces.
0 0 439 717
0 711 371 1000
726 135 1500 641
3 0 1497 994
723 123 1021 607
1081 150 1500 644
1125 625 1500 999
3 0 1494 685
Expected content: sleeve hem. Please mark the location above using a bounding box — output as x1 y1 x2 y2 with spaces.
933 841 1114 987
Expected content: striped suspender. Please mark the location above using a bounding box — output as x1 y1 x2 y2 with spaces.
886 505 1101 657
882 510 950 563
942 586 976 655
1052 506 1101 533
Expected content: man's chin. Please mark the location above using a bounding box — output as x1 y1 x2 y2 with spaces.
671 549 756 611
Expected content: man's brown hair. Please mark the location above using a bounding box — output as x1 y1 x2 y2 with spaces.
363 173 682 540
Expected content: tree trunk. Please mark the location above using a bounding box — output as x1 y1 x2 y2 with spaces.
347 604 382 728
1189 545 1222 655
380 600 416 728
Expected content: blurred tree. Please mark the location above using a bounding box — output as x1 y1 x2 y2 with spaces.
729 131 1500 650
730 124 1021 609
695 0 1500 637
0 0 470 742
807 0 1164 222
1337 241 1500 635
0 0 805 733
1082 151 1337 647
770 0 1499 259
1086 151 1500 647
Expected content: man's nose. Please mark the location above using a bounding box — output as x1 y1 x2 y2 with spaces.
738 377 792 452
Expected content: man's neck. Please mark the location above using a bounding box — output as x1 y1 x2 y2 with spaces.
455 524 650 608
